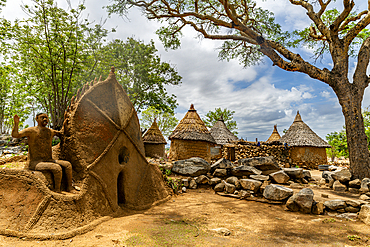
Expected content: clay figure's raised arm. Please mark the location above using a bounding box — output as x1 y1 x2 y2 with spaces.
12 115 32 138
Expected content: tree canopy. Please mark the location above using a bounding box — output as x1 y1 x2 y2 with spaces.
107 0 370 179
140 106 178 137
88 38 182 113
202 107 238 135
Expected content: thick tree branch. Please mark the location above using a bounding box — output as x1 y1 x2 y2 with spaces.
289 0 330 40
317 0 331 17
344 10 370 46
353 36 370 91
330 0 354 34
339 10 368 32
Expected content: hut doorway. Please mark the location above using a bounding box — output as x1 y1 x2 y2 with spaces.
117 171 125 205
227 147 235 161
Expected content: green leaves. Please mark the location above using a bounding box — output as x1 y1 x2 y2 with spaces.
202 107 238 135
140 106 178 138
88 38 182 113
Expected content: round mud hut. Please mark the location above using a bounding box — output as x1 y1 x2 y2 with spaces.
279 111 331 168
266 125 281 143
142 119 167 158
168 104 216 162
210 116 239 159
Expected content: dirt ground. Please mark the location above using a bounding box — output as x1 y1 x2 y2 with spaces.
1 174 370 247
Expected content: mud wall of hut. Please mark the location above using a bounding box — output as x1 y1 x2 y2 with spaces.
290 146 327 168
144 143 165 158
169 139 214 162
221 143 292 167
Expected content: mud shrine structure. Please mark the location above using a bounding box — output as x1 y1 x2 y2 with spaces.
0 68 170 239
279 111 331 168
169 104 216 162
142 119 167 158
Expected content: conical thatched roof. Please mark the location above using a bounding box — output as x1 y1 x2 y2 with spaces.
210 116 238 145
169 104 216 143
142 119 167 144
267 125 281 142
279 111 331 148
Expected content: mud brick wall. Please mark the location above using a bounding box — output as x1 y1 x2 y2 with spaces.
222 143 292 167
144 143 165 158
169 139 214 162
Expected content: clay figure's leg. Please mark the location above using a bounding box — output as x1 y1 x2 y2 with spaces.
55 160 73 192
35 162 63 192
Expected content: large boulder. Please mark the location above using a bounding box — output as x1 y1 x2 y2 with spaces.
269 171 290 184
231 165 262 177
213 169 227 177
358 204 370 225
211 158 234 172
348 179 361 188
239 179 262 193
283 168 303 179
226 176 241 189
331 169 352 183
224 181 236 194
263 184 293 201
323 199 347 211
286 188 314 214
237 156 280 172
172 157 210 176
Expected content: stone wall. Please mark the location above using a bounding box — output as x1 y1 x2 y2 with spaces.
144 143 165 158
169 139 214 162
221 142 291 167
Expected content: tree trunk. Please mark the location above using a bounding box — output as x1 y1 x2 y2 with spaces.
335 83 370 179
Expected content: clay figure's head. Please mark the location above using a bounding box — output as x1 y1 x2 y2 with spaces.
36 113 49 127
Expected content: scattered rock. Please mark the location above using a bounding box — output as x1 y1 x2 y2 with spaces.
331 169 352 183
239 190 251 199
348 179 361 188
358 204 370 225
269 171 290 184
189 179 197 189
213 168 227 177
286 188 314 214
321 194 329 198
319 178 326 185
237 156 281 172
312 201 325 215
195 175 209 184
263 184 293 201
231 165 262 177
250 174 269 181
359 194 370 201
344 206 360 213
336 213 357 221
333 180 347 192
348 188 360 194
224 182 236 194
172 157 210 176
211 158 234 172
302 170 311 179
214 182 225 192
226 176 241 189
345 200 362 208
182 187 187 193
289 183 303 189
283 168 303 179
210 228 231 236
239 179 262 193
209 177 221 186
182 178 189 187
324 199 346 211
360 178 370 193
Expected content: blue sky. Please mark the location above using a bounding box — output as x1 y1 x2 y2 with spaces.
2 0 370 141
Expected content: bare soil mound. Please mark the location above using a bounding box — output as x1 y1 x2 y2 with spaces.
1 188 369 247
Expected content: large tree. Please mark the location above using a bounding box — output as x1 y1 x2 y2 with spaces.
140 105 178 137
7 0 108 129
202 107 238 135
108 0 370 179
88 38 182 113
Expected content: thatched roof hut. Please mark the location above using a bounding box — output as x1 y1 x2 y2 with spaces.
279 111 331 168
169 104 216 143
279 111 331 148
143 119 167 144
266 125 281 143
169 104 216 162
143 119 167 158
210 116 238 145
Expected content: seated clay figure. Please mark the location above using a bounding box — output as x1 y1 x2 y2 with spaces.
12 113 73 193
